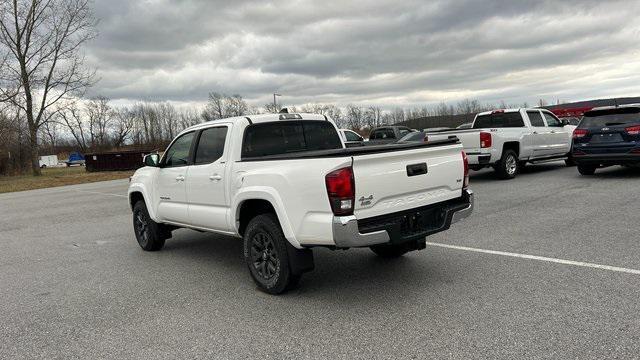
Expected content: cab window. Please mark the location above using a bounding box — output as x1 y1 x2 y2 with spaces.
370 128 395 139
242 121 342 158
194 127 228 164
527 111 545 127
162 132 194 167
473 112 525 128
344 131 362 142
543 112 562 127
398 128 412 137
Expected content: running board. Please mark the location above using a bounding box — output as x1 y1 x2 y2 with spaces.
529 157 567 164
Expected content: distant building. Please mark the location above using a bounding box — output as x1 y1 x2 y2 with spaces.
543 97 640 118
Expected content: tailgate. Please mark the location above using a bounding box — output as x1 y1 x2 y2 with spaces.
427 131 481 151
352 143 465 219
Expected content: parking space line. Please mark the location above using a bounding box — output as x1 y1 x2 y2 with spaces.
425 242 640 276
73 189 128 198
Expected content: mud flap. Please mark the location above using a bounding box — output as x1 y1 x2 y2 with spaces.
285 242 315 275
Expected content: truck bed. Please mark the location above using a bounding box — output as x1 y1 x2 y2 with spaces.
240 138 460 161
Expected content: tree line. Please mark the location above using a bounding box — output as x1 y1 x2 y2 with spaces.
0 0 547 176
0 90 537 174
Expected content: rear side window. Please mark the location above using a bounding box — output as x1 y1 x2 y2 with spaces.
473 112 525 128
399 132 425 142
543 112 562 127
194 127 228 164
242 121 342 158
344 131 362 142
527 111 545 127
579 108 640 128
398 128 412 137
370 128 395 139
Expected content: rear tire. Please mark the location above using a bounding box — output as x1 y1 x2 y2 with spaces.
495 149 519 179
370 243 411 258
577 165 596 175
243 214 300 294
132 201 166 251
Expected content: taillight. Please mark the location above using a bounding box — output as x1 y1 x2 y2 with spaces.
480 132 492 148
462 151 469 189
423 135 429 142
325 166 355 216
573 129 588 138
625 125 640 135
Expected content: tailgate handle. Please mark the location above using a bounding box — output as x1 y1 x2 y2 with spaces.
406 163 428 177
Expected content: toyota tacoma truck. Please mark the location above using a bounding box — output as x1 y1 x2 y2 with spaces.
128 113 473 294
426 108 575 179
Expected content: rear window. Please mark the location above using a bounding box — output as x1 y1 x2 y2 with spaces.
370 128 395 139
398 132 425 142
473 112 525 129
242 120 342 158
579 108 640 128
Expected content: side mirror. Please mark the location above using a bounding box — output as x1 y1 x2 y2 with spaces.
143 153 160 167
560 119 569 126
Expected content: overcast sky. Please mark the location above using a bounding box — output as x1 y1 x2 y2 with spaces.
86 0 640 109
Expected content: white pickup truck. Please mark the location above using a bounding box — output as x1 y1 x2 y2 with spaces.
128 113 473 294
426 108 576 179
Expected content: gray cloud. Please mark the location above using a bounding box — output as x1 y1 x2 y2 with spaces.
86 0 640 108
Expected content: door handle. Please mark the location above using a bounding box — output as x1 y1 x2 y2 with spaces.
550 130 557 134
533 131 538 134
175 175 185 182
209 174 222 181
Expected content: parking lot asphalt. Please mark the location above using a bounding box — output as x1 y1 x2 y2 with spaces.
1 163 640 359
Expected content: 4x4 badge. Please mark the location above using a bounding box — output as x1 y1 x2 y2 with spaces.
359 195 373 206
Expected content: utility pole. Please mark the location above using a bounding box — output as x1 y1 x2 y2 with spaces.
273 93 281 113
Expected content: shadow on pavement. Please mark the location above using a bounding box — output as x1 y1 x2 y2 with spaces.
155 228 453 303
469 162 568 183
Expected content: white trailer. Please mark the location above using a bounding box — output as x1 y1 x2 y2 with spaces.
39 155 59 168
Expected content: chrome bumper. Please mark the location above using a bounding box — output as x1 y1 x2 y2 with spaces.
332 216 390 248
451 190 474 224
332 189 474 248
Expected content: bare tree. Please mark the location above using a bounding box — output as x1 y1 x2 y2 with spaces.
202 92 225 120
262 101 281 114
86 96 111 148
0 0 96 175
55 102 87 151
111 107 134 147
366 105 382 128
225 94 248 116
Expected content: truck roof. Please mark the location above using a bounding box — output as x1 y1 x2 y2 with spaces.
476 108 552 116
184 112 330 132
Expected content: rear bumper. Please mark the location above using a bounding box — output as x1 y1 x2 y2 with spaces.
466 152 493 165
573 153 640 165
332 190 474 248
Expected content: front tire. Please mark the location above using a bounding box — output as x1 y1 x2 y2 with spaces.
577 165 596 175
132 201 166 251
243 214 300 294
495 149 519 179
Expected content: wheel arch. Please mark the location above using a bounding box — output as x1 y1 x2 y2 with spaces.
233 189 299 248
502 141 520 157
128 184 159 222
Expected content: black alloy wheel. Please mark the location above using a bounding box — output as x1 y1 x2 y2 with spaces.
250 232 280 281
